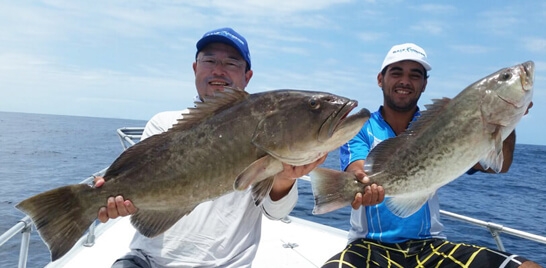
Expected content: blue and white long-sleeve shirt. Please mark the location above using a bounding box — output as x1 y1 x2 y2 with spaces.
339 106 445 244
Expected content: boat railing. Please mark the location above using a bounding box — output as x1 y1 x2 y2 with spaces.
0 167 107 268
2 127 545 268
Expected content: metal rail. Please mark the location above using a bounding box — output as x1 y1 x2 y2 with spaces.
2 127 545 267
439 209 546 251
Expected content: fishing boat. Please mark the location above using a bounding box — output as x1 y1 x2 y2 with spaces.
2 127 545 268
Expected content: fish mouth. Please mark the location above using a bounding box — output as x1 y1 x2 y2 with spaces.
319 99 359 142
520 61 534 91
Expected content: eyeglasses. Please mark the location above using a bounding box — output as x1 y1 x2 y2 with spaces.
197 56 244 71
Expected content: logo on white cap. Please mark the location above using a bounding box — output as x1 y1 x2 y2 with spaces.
381 43 431 71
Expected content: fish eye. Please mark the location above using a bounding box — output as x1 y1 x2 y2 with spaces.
500 72 512 81
308 98 320 110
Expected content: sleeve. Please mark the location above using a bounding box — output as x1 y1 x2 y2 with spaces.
339 125 372 171
260 180 299 220
141 114 168 141
141 111 184 141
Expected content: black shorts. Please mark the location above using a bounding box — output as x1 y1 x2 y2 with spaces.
321 238 530 268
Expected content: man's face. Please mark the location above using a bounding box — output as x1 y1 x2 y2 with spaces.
193 43 253 99
377 60 427 112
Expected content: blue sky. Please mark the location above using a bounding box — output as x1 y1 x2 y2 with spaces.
0 1 544 145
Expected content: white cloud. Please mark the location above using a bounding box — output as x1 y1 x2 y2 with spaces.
418 4 457 13
477 8 520 36
450 45 493 54
523 37 546 53
188 0 353 14
409 21 444 35
357 31 385 42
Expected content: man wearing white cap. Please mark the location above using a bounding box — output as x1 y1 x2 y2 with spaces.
94 27 325 268
321 43 540 267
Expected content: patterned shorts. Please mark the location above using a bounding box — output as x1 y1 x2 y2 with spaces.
321 238 530 268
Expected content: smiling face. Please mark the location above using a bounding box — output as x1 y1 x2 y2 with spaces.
193 43 253 99
378 60 428 112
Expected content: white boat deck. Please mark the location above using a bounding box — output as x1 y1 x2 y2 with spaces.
44 214 348 268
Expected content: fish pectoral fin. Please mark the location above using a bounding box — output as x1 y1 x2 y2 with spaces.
479 150 504 173
385 193 432 218
234 155 283 191
310 168 359 215
479 130 505 173
130 207 193 238
251 177 275 206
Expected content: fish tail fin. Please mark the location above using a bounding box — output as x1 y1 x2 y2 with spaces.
310 167 358 214
15 184 97 261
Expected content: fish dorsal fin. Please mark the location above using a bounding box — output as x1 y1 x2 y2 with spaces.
405 97 451 135
169 87 249 132
365 98 451 174
130 206 196 237
365 136 409 174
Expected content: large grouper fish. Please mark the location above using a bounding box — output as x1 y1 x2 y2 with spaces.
310 61 534 218
16 87 370 261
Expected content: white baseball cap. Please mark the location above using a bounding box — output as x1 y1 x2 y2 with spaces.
380 43 431 72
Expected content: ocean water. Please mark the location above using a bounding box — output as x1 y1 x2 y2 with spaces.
0 111 545 267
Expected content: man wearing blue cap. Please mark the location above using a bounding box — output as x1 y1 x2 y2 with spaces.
321 43 539 267
95 27 325 268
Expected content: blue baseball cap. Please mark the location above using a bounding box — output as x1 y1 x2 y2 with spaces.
196 27 251 70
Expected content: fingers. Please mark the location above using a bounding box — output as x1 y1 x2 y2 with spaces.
124 199 138 215
93 176 105 188
316 154 327 165
278 155 328 180
111 196 129 217
351 192 363 209
98 207 108 223
292 155 327 176
376 186 385 203
97 195 137 223
355 172 370 184
361 184 385 205
352 184 386 210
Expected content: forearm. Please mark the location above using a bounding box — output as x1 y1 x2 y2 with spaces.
346 160 365 173
269 175 296 201
500 130 515 172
